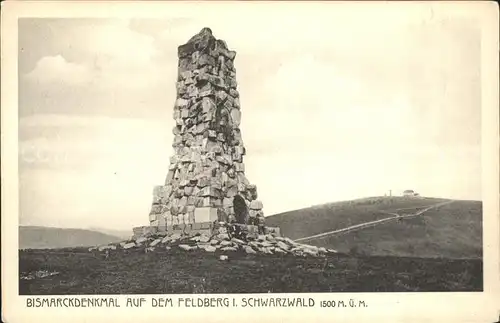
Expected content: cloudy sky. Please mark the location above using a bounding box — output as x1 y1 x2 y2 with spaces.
18 9 482 231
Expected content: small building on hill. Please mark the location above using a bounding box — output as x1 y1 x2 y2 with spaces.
403 189 418 197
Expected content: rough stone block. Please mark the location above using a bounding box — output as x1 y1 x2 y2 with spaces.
237 173 249 185
200 222 212 229
199 88 215 98
237 182 246 192
184 186 194 196
187 195 196 205
123 242 135 249
222 197 233 207
216 90 228 102
229 88 239 98
250 200 263 210
224 206 235 216
211 198 222 208
188 211 195 224
230 109 241 126
234 162 245 172
226 185 238 198
223 99 233 111
194 207 218 223
198 54 216 67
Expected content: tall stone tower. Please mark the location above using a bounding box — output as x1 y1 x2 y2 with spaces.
148 28 264 233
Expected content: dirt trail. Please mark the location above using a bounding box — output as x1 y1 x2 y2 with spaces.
294 200 454 243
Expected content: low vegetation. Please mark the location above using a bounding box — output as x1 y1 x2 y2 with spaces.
19 247 482 294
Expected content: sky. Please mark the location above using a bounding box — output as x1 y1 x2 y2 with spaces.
18 11 482 231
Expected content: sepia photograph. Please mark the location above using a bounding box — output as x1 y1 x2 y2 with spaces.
2 1 499 322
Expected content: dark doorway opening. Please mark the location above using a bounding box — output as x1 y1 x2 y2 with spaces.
233 195 248 224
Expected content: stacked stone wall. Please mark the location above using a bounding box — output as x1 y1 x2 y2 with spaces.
148 28 265 230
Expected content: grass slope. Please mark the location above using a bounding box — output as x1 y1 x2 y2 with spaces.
19 226 123 249
312 200 482 258
19 248 482 294
265 197 482 259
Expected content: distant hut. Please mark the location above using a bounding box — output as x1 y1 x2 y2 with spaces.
403 189 416 197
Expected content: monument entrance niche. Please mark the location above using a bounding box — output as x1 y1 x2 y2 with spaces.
233 195 248 224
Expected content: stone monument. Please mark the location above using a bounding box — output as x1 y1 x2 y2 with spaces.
135 28 275 237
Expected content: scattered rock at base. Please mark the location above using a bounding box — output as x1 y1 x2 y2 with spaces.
230 237 245 244
98 245 116 251
179 244 194 251
199 235 211 243
150 239 162 247
89 224 335 258
171 233 182 240
21 270 60 280
244 246 257 254
123 242 135 249
276 241 289 250
217 233 230 240
200 245 217 252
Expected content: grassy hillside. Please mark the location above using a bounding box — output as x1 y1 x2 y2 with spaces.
266 196 451 238
87 227 133 240
19 247 482 294
265 197 482 259
19 226 123 249
311 200 482 258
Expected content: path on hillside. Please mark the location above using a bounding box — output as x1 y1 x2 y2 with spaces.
294 200 454 243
